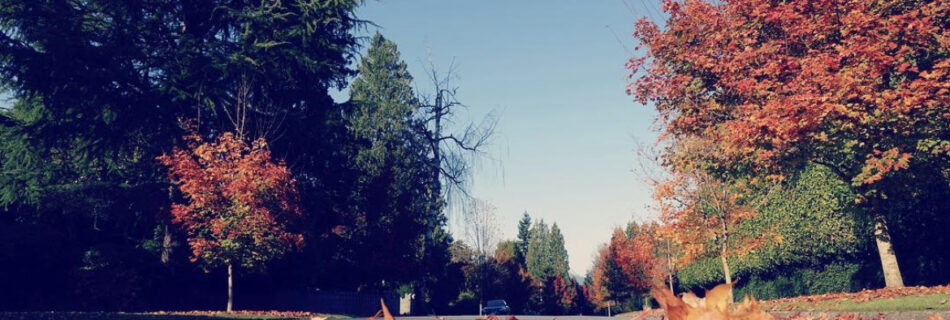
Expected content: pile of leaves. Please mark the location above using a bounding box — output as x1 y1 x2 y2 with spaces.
786 314 946 320
641 282 950 320
474 316 519 320
762 285 950 310
0 311 323 320
146 310 325 318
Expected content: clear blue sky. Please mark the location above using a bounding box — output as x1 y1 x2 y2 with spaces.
350 0 665 275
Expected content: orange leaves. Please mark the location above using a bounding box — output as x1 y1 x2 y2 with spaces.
615 226 665 290
856 148 912 185
588 223 668 307
652 282 774 320
587 245 612 308
375 298 395 320
653 158 765 265
146 310 331 318
552 274 579 307
157 132 303 269
630 0 949 188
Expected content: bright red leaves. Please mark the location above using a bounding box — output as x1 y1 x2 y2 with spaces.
158 132 303 270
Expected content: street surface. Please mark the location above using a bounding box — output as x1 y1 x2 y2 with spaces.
339 316 615 320
339 311 950 320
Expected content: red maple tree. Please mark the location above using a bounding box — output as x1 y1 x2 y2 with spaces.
615 225 664 291
630 0 949 288
552 274 578 312
588 225 666 310
587 245 613 310
158 132 303 311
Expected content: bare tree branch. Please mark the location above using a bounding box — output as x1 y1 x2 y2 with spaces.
415 60 501 217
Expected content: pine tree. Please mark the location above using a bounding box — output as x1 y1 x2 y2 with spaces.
514 212 532 267
525 220 551 280
549 223 570 277
349 32 418 172
345 32 444 291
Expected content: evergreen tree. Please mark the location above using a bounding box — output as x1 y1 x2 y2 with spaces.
514 212 532 267
345 32 446 291
525 220 571 281
549 223 570 277
0 0 363 243
349 32 418 171
0 0 362 212
0 0 407 309
525 220 551 280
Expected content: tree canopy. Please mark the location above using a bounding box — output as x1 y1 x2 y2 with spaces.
630 0 949 288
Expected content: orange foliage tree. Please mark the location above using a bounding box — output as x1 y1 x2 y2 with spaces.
587 245 613 310
654 170 766 285
630 0 949 288
652 137 775 285
588 224 666 310
617 224 666 291
552 274 579 313
158 132 304 311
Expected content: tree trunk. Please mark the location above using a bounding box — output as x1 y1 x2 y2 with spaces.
719 248 732 284
666 239 674 293
227 263 234 312
873 214 905 288
719 219 732 285
161 224 172 265
162 185 174 265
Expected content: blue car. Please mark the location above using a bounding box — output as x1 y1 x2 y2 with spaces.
482 299 510 315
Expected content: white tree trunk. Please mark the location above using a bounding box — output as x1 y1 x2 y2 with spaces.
227 263 234 312
720 249 732 284
873 216 905 288
719 215 732 285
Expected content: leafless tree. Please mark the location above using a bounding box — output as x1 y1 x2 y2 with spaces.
413 60 500 311
219 72 289 142
463 197 501 315
464 198 501 257
416 61 500 214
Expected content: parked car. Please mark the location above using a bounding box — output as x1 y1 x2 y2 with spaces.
482 299 510 315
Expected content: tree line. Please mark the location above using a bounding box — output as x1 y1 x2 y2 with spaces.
443 211 593 315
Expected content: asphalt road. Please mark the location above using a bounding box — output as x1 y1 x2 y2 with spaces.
339 311 950 320
350 310 950 320
338 316 615 320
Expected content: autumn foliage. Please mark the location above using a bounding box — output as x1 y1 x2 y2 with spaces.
652 282 774 320
629 0 949 186
616 225 665 290
588 224 666 308
761 284 950 311
157 132 304 270
587 245 613 308
630 0 949 288
653 155 776 282
552 274 579 311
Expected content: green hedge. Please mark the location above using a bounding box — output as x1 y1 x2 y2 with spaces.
675 166 877 296
732 261 882 300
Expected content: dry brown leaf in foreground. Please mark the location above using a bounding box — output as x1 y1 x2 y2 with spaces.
367 299 395 320
652 282 773 320
682 291 706 309
706 282 738 312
